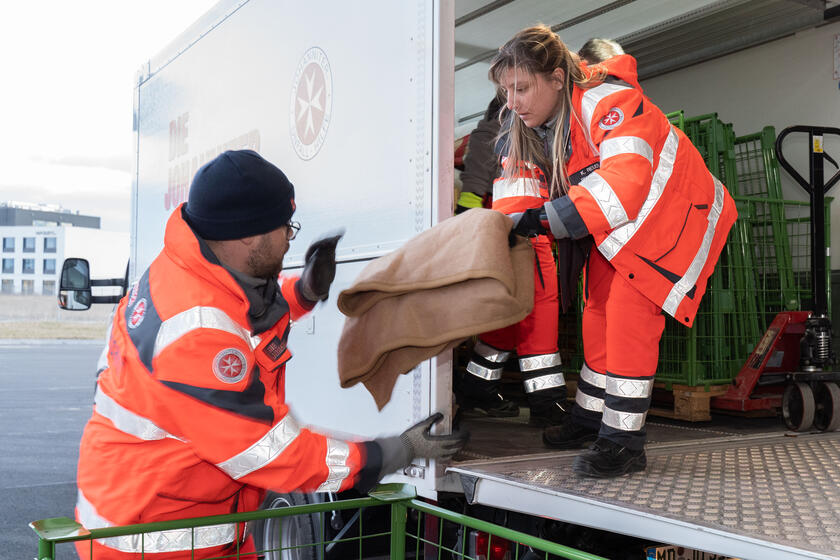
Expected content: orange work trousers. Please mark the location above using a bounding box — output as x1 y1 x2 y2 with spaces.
480 236 558 355
572 248 665 450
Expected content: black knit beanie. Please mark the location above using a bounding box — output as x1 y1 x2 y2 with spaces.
184 150 296 240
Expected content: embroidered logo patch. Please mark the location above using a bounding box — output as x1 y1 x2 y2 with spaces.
599 107 624 130
213 348 248 383
128 298 147 329
263 336 287 362
126 282 139 307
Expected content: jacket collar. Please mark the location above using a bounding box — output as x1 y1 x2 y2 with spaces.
599 54 641 89
163 205 288 334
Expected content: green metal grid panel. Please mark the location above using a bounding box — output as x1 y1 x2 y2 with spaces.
31 484 606 560
555 119 830 390
666 110 685 131
403 498 606 560
734 127 784 199
720 122 739 192
656 196 831 388
683 114 739 191
733 126 796 311
684 114 725 182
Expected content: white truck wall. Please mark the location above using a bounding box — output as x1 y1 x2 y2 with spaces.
132 0 442 274
641 20 840 266
133 0 454 496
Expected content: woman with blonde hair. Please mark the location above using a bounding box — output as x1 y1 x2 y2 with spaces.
496 25 737 477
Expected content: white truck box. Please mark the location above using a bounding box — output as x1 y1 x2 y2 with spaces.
132 0 456 498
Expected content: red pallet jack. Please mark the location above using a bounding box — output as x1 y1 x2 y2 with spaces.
712 125 840 431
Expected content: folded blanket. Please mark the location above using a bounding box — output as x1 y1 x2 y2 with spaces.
337 208 535 409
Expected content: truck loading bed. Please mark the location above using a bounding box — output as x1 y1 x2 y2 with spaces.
450 412 840 559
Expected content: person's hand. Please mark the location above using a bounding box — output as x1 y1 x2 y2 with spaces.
509 208 547 238
375 413 469 478
400 413 468 461
298 230 344 303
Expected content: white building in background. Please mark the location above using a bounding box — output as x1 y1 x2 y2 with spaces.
0 201 128 295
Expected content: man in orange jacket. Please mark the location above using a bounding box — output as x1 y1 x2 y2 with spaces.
75 150 466 559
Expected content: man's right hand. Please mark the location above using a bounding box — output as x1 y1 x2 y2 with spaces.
375 413 469 478
400 413 468 461
298 230 344 303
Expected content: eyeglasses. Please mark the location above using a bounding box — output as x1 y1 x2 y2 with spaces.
286 221 301 240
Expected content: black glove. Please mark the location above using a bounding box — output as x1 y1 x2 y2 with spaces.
401 412 468 460
375 413 469 478
509 208 547 238
298 230 344 303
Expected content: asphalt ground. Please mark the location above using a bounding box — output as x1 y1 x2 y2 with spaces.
1 340 101 559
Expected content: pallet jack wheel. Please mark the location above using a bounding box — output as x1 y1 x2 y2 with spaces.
813 382 840 432
782 382 815 431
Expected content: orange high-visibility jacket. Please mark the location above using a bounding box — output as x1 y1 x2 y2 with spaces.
75 206 377 559
491 158 550 215
546 55 737 327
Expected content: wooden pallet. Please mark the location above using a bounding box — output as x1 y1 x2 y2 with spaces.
649 383 730 422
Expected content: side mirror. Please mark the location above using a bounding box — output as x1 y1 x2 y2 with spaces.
59 258 92 311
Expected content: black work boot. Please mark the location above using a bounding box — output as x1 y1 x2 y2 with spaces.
454 369 519 418
526 380 569 427
542 417 598 449
528 400 570 427
572 437 646 478
459 391 519 417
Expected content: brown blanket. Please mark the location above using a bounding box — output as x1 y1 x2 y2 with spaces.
336 208 535 409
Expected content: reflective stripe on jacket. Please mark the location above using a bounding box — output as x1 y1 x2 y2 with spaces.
563 55 737 326
75 205 369 559
491 157 549 214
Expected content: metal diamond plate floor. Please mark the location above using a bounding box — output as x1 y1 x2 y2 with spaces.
450 431 840 560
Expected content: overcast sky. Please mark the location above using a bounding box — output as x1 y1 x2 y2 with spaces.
0 0 218 232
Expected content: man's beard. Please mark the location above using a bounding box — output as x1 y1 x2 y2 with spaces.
247 236 284 279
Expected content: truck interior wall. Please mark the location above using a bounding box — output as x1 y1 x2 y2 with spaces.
641 18 840 354
640 19 840 266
